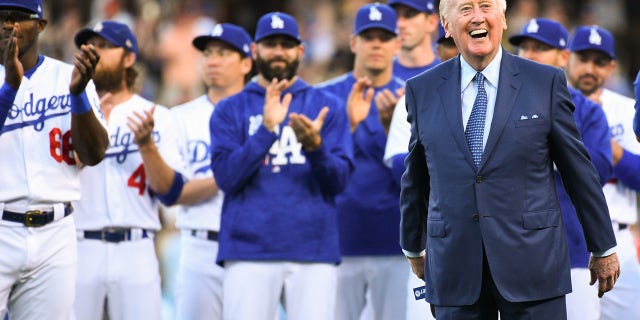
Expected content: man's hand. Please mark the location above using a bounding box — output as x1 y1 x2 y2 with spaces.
3 23 23 89
289 107 328 151
263 78 292 132
588 252 620 298
127 105 156 147
347 77 374 132
70 44 100 95
375 87 404 135
407 255 425 280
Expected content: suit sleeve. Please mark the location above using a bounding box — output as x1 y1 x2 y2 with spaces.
209 99 277 194
399 80 429 253
548 70 617 253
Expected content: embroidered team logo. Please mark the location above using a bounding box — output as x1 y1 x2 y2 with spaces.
588 27 602 46
369 6 382 21
93 22 103 32
211 24 224 37
271 15 284 29
249 115 263 136
526 19 539 33
559 38 566 47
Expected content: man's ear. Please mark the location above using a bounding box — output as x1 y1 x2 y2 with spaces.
37 19 48 32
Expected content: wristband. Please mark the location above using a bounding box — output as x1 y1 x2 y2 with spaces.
157 171 185 206
70 91 92 114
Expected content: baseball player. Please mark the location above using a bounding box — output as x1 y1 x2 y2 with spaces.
0 1 108 319
171 23 252 320
509 18 614 320
210 12 353 320
388 0 440 80
566 25 640 319
71 21 185 320
317 4 407 320
435 22 458 62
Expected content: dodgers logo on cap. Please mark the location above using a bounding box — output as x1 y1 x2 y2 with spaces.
254 12 301 43
508 18 568 50
354 3 397 36
569 25 615 59
192 23 252 57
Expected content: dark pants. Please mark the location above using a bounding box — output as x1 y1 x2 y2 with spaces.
434 250 567 320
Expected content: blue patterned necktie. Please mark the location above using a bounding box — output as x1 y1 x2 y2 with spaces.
465 72 487 168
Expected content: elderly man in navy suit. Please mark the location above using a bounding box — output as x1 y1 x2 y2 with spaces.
399 0 620 318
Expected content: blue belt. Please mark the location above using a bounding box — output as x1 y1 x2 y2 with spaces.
2 203 73 227
83 228 152 243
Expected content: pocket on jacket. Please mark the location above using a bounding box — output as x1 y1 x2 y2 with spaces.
427 220 446 237
514 117 545 127
522 209 560 230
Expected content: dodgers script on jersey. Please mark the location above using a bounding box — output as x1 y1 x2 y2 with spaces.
172 95 223 231
0 56 103 215
73 95 184 231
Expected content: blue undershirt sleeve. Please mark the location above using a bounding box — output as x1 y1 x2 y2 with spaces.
0 83 18 132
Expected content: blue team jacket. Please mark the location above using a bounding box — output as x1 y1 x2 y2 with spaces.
210 79 353 265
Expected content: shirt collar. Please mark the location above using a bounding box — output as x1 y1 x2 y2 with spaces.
459 46 503 91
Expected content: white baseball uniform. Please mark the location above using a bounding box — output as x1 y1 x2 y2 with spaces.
171 95 225 320
383 95 409 168
597 88 640 319
0 56 103 320
72 94 184 320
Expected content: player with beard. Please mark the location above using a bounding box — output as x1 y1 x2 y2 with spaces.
71 21 185 320
209 12 353 320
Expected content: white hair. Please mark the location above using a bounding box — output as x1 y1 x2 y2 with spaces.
439 0 507 22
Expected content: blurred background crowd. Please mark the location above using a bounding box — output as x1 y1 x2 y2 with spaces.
36 0 640 318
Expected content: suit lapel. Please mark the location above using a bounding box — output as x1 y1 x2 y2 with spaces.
438 57 476 170
481 51 521 170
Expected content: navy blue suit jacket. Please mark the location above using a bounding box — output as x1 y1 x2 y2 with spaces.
399 50 617 305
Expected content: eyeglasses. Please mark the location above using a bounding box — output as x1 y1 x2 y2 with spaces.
0 10 40 24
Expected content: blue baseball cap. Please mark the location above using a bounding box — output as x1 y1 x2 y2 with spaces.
0 0 43 18
74 21 138 55
354 3 397 36
193 23 252 57
254 12 301 43
569 25 615 59
508 18 568 49
436 22 448 44
388 0 435 14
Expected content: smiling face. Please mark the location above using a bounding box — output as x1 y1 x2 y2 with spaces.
441 0 506 70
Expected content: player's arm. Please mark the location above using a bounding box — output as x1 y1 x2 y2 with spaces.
128 105 184 206
578 100 613 185
611 143 640 191
0 25 22 132
383 95 411 187
176 177 219 205
69 44 109 166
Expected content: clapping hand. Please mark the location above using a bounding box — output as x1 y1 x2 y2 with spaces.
263 78 292 132
347 77 374 133
70 44 100 95
290 107 328 151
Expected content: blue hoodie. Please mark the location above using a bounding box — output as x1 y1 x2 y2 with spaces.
210 79 353 265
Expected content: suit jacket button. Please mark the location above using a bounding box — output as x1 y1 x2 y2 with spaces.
472 214 479 222
475 175 484 183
